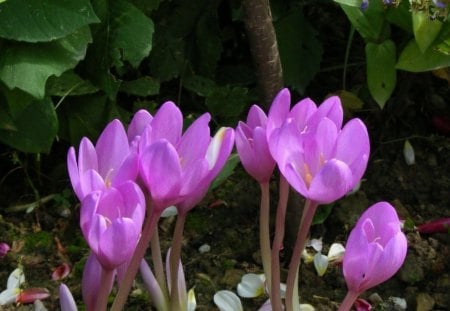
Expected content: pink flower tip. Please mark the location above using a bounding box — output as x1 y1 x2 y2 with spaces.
52 263 71 281
0 242 11 258
17 288 50 304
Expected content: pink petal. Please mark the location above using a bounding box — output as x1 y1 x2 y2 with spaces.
82 254 114 310
128 109 153 142
52 263 71 281
115 181 146 225
98 218 140 269
78 169 105 198
177 113 211 167
308 96 343 131
78 138 98 174
308 159 353 204
289 97 317 131
95 119 129 179
17 288 50 303
267 88 291 139
59 284 77 311
206 127 235 180
150 101 183 145
140 140 182 210
112 151 139 187
246 105 268 129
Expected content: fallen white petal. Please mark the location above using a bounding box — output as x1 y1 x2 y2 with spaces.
313 252 329 276
214 290 243 311
7 267 25 290
307 238 323 252
187 288 196 311
391 297 407 310
198 244 211 254
161 206 178 218
0 288 19 305
237 274 265 298
327 243 345 262
403 140 415 165
299 303 315 311
302 249 314 264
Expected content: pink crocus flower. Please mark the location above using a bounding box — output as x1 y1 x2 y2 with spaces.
236 105 276 183
339 202 407 310
265 88 369 204
80 181 145 270
270 115 370 204
139 104 235 215
67 119 139 201
0 242 10 258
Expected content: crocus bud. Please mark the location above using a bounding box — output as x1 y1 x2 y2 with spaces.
236 105 275 183
59 284 78 311
343 202 407 295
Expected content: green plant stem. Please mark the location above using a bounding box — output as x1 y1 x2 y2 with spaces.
151 226 169 298
338 291 360 311
285 199 318 311
95 268 114 311
343 25 355 90
111 213 160 311
270 176 289 311
259 182 272 292
169 212 187 311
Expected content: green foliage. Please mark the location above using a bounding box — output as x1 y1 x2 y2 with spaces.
337 0 450 109
275 7 323 94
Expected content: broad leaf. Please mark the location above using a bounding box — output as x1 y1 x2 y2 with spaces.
0 97 58 153
119 77 160 96
333 0 362 7
46 71 99 97
0 27 92 99
0 0 99 42
386 0 412 33
366 40 397 109
205 86 250 118
412 10 443 53
275 7 323 94
339 2 385 41
396 39 450 72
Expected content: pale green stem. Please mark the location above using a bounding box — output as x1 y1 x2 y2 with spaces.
169 212 187 311
94 268 114 311
285 199 318 311
338 291 360 311
111 213 160 311
151 227 169 298
259 182 272 292
270 176 289 311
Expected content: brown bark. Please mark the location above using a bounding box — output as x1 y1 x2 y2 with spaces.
241 0 283 108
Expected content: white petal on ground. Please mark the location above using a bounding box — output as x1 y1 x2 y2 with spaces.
161 205 178 217
187 288 197 311
214 290 243 311
7 267 25 289
327 243 345 262
237 273 266 298
391 297 407 310
299 303 315 311
307 238 323 252
403 140 415 165
0 288 19 305
313 252 329 276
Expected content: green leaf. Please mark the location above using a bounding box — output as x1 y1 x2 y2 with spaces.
205 86 250 118
0 97 58 153
312 204 334 225
46 71 99 97
339 2 385 41
386 0 412 33
275 7 323 94
396 39 450 72
333 0 362 7
0 0 99 42
0 27 92 98
210 153 240 190
412 10 443 53
119 77 160 96
110 0 154 68
366 40 397 109
183 74 216 97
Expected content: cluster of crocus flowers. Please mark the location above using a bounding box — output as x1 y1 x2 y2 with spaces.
64 101 234 310
235 88 406 311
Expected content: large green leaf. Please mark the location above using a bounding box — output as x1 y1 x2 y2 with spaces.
0 96 58 153
275 7 323 94
0 0 99 42
366 40 397 109
46 70 99 97
205 86 250 118
339 2 386 41
396 39 450 72
0 27 92 99
81 0 154 97
412 10 443 53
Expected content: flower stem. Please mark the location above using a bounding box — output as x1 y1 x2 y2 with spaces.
285 199 318 311
259 182 272 292
338 291 360 311
111 213 160 311
169 212 187 311
151 227 169 298
270 176 289 311
94 268 114 311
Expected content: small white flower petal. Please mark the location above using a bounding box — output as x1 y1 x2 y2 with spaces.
299 303 315 311
214 290 243 311
237 274 265 298
302 249 314 264
0 288 20 305
279 283 287 298
198 244 211 254
403 140 415 165
327 243 345 262
161 205 178 218
391 297 407 310
313 252 329 276
308 238 323 252
7 267 25 290
187 288 197 311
